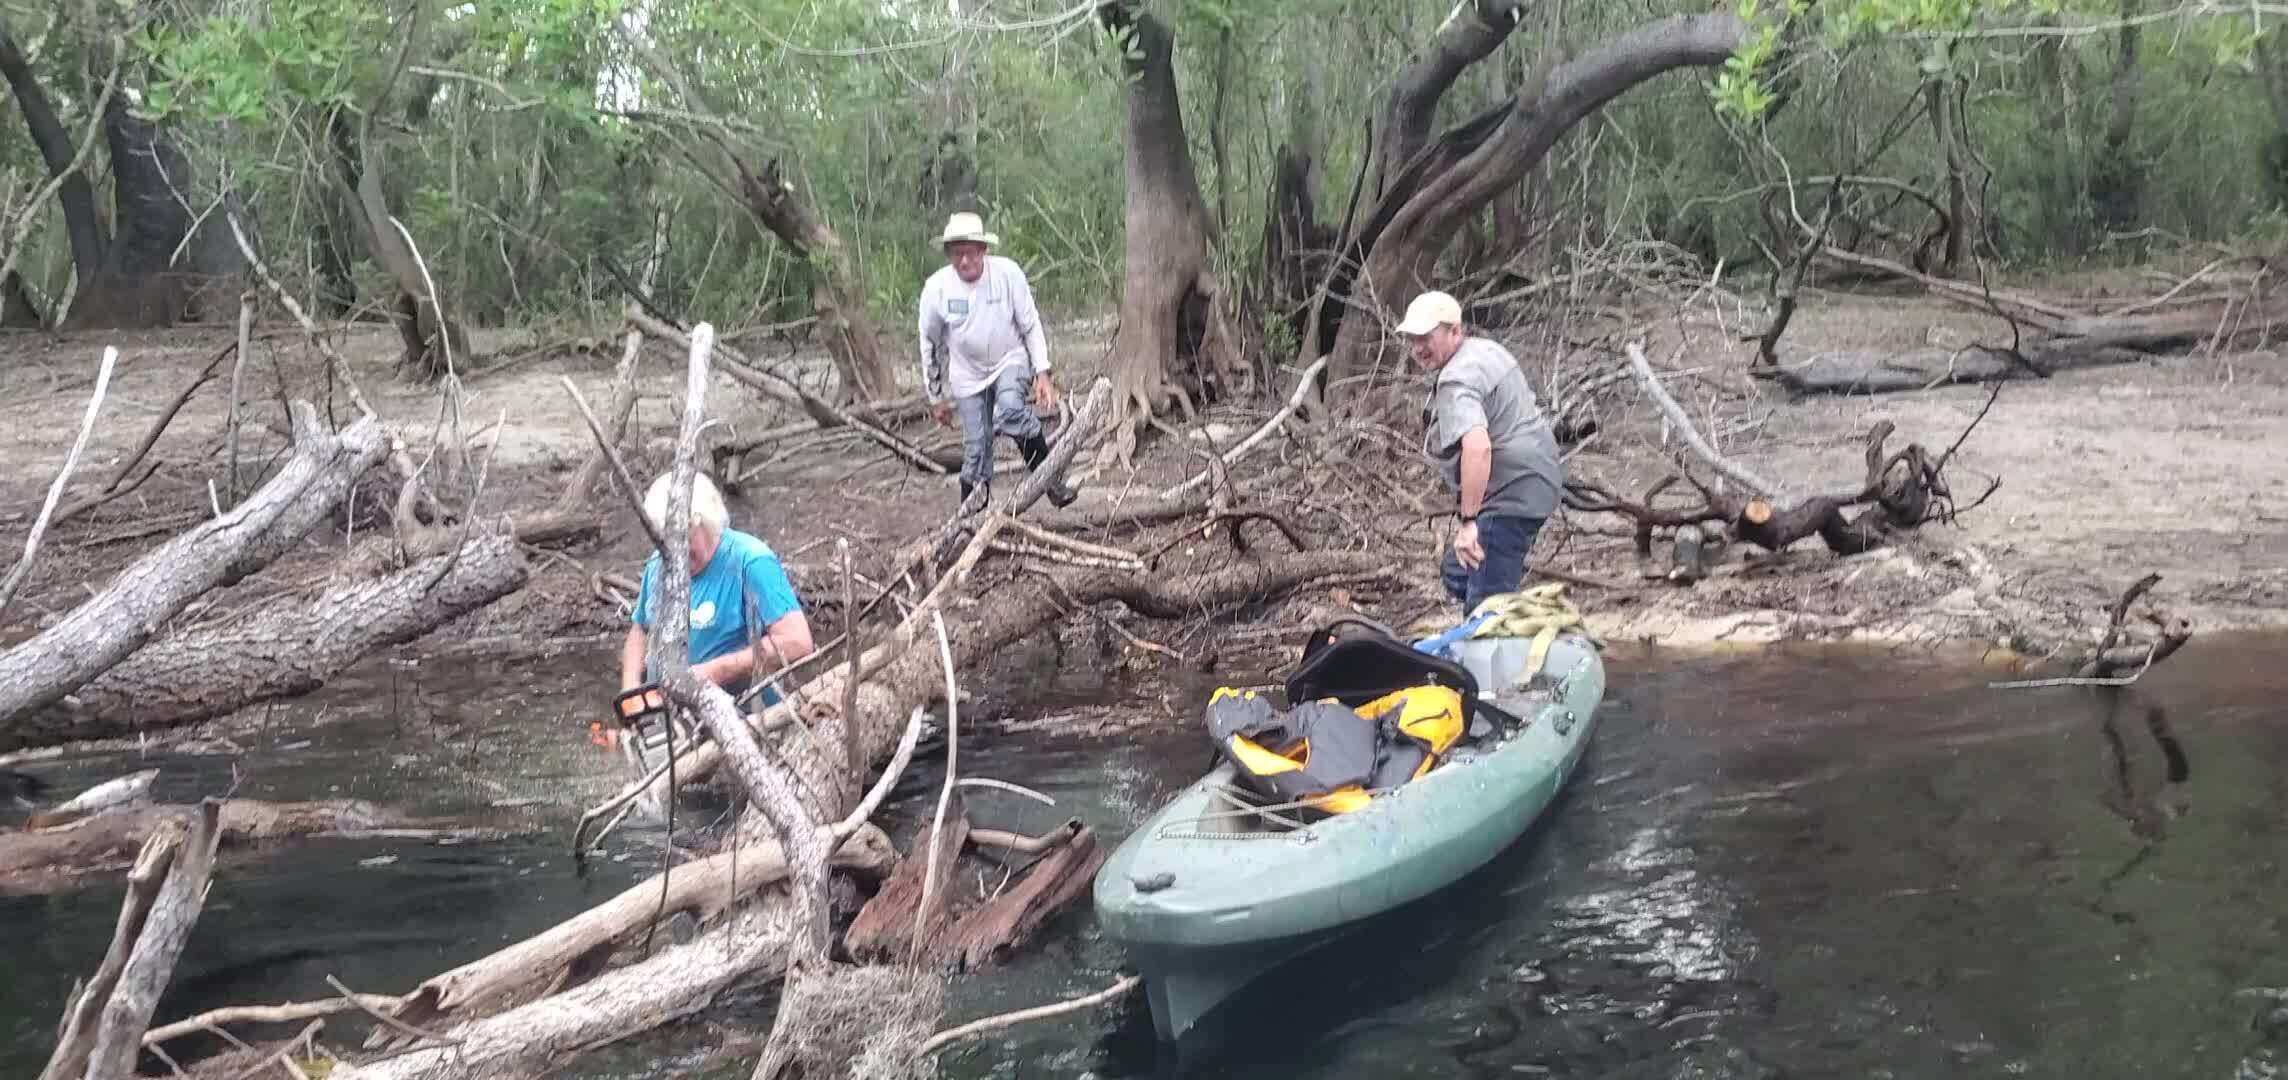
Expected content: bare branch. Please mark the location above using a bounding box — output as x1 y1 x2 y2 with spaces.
1 345 115 616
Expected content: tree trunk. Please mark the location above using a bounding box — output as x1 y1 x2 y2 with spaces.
1099 0 1238 463
1 269 40 327
0 26 106 293
324 109 469 379
314 112 362 317
1374 0 1532 198
9 536 529 750
918 0 984 215
2088 0 2143 237
735 156 901 401
1923 72 1972 273
66 99 201 328
1323 12 1752 391
0 404 388 744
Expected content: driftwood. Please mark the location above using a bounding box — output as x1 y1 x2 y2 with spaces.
1995 572 2197 686
934 819 1106 973
9 536 530 750
41 799 223 1080
0 402 389 739
844 796 970 964
370 825 895 1046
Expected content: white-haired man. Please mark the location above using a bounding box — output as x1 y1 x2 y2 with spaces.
917 211 1077 509
1393 290 1564 614
618 471 814 712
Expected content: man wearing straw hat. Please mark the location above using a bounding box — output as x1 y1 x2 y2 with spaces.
917 211 1078 509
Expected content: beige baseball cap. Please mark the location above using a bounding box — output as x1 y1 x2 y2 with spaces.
1393 290 1463 336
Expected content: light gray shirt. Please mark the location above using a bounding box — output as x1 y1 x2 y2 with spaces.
917 255 1049 401
1423 336 1562 519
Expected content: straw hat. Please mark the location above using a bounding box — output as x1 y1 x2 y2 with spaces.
936 212 999 247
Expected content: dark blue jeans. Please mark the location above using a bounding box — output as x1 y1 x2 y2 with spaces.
1440 514 1545 614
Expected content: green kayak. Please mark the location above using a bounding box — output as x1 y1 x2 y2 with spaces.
1093 619 1606 1048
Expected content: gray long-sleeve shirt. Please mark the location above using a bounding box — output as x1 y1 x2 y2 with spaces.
917 255 1050 401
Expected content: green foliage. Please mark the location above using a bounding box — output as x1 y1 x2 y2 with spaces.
1 0 2281 333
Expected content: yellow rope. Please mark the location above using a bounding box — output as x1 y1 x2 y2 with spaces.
1410 583 1596 687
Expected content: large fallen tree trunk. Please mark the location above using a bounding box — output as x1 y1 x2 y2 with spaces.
337 900 803 1080
371 826 895 1043
7 536 529 750
0 402 388 737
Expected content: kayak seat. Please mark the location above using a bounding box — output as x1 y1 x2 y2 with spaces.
1289 621 1480 733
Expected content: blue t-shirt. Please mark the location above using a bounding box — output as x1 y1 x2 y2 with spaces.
632 529 803 705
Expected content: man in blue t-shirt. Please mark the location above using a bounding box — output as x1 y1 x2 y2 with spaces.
619 471 814 712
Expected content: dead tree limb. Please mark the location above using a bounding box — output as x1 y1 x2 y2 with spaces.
0 344 114 617
1160 354 1329 498
631 312 947 475
0 403 388 743
916 974 1141 1057
51 342 234 528
1624 342 1783 498
39 799 223 1080
38 811 183 1080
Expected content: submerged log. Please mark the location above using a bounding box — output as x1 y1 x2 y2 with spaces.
371 825 896 1046
935 820 1106 973
0 799 411 889
14 536 530 748
844 797 969 964
0 402 389 745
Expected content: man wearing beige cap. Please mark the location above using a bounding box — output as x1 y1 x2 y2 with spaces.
917 212 1077 510
1394 289 1563 613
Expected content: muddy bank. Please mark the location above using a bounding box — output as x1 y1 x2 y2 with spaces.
1 290 2279 678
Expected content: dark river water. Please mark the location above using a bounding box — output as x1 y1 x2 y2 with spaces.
3 631 2284 1079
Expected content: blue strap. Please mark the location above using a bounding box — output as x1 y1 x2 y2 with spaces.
1412 612 1492 657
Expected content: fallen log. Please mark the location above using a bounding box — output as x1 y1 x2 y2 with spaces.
0 798 412 885
9 535 529 749
334 900 804 1080
370 825 895 1046
0 402 389 737
1761 342 2149 396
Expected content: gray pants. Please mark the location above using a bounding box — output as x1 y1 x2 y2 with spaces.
955 364 1042 490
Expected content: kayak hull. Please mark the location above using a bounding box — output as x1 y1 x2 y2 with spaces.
1093 631 1606 1046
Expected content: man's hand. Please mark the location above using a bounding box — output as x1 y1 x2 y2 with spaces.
1453 520 1485 570
1031 371 1057 413
931 400 954 427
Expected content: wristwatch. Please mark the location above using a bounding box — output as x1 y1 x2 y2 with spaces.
1458 512 1477 524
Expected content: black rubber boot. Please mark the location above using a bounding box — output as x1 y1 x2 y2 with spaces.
958 478 986 513
1020 434 1078 508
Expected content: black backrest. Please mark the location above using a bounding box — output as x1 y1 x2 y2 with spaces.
1287 619 1478 729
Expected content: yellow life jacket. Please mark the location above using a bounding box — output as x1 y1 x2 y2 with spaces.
1356 684 1466 783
